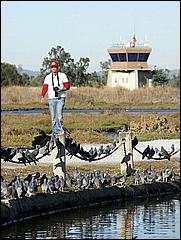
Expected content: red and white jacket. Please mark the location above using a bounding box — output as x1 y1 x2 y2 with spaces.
41 72 70 99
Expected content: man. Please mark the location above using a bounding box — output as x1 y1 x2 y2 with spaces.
41 60 70 138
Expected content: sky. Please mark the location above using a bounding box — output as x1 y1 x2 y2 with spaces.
1 1 180 73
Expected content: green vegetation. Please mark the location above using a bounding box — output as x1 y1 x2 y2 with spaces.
152 69 180 87
1 62 30 86
1 112 179 148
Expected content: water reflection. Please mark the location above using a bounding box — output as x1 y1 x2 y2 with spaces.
1 195 180 239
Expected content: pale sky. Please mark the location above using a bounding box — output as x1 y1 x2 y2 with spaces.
1 1 180 73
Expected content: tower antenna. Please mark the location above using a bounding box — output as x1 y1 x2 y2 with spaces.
131 24 136 47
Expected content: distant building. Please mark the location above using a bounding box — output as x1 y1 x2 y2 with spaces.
107 35 152 89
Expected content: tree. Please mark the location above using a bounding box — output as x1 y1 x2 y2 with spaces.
1 62 30 86
40 46 93 86
86 71 102 87
100 59 111 85
168 71 180 88
151 69 169 86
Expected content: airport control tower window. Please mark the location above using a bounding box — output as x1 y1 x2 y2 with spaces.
138 53 150 62
118 53 126 61
110 53 126 62
110 53 119 61
128 53 138 62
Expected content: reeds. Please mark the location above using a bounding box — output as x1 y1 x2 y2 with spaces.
1 85 180 109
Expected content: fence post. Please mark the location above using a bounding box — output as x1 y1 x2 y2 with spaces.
52 132 66 179
119 130 133 175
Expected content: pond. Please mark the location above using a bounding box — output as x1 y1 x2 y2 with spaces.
1 108 180 115
1 194 180 239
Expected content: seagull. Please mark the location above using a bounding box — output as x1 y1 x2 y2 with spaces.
72 167 80 180
1 180 9 199
148 147 155 159
126 163 135 177
24 149 39 165
14 176 24 198
81 175 90 189
103 145 111 155
54 175 61 191
142 145 151 159
67 141 80 158
121 153 132 165
47 135 56 152
134 173 140 185
23 173 33 185
109 140 117 150
65 137 73 149
32 132 51 148
78 147 91 159
65 173 72 188
48 179 56 194
54 160 65 171
26 177 36 196
1 147 17 160
160 146 170 160
168 144 175 155
59 176 65 191
155 171 162 182
118 174 127 186
41 178 49 193
132 136 138 148
162 168 173 182
39 141 50 156
21 150 34 165
155 147 162 158
39 174 48 186
97 145 104 157
89 147 98 160
93 176 101 189
145 165 154 175
55 139 65 159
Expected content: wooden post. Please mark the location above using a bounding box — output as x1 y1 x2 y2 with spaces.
119 130 133 175
52 132 66 179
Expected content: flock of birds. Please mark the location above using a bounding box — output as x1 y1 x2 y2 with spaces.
1 129 179 200
1 130 119 165
132 136 178 160
1 165 177 200
133 165 176 185
1 130 178 166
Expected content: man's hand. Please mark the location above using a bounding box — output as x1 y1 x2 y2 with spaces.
57 87 65 92
41 96 44 103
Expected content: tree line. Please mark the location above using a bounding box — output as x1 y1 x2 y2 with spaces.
1 45 180 88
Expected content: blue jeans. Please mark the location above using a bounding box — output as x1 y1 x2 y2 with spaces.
48 97 65 136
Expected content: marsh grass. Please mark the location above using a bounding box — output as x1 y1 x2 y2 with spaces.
1 85 180 109
1 112 179 147
1 158 180 184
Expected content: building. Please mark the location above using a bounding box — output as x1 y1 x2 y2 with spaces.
107 35 152 89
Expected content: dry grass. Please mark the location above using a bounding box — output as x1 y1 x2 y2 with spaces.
1 112 180 147
1 85 180 109
1 158 180 184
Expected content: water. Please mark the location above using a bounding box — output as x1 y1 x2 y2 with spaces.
1 108 180 115
1 195 180 239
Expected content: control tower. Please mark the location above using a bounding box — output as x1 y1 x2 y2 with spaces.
107 35 152 89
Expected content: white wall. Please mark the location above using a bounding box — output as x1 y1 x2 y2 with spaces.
107 70 138 90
